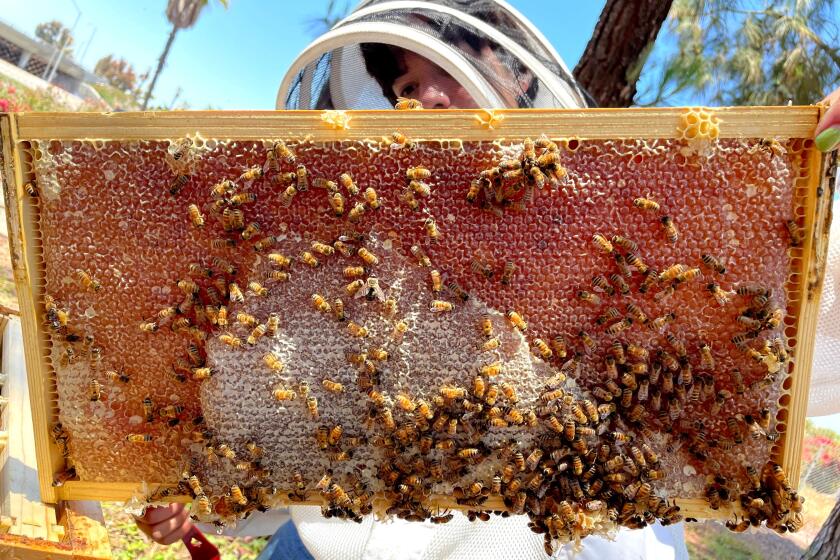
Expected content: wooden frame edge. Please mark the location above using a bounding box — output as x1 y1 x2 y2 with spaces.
0 114 61 504
12 106 819 141
781 142 836 488
58 481 732 522
4 107 822 520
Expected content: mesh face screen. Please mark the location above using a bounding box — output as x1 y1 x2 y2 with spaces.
25 112 814 544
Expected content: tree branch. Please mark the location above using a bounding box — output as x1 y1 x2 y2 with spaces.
573 0 675 107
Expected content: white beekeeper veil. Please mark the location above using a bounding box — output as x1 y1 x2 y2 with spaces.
276 0 596 110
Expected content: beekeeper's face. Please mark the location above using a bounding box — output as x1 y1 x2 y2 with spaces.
390 50 478 109
390 43 532 109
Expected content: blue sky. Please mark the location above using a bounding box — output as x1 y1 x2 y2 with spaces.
0 0 605 109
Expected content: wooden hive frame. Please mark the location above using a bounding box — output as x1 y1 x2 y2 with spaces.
0 107 834 523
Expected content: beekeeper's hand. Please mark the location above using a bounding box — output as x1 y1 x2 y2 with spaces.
816 87 840 152
134 503 193 545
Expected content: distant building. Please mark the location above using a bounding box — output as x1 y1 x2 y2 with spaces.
0 19 101 97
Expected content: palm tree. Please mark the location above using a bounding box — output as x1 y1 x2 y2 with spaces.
141 0 228 110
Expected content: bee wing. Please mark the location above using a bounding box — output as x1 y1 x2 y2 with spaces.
371 283 386 302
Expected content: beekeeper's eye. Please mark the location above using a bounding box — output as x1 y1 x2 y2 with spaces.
399 83 417 98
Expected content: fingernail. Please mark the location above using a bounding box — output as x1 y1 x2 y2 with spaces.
816 126 840 152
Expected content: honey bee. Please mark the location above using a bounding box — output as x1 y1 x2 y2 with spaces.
183 204 206 229
479 316 494 338
592 233 614 254
360 276 386 302
347 321 369 337
228 282 244 303
329 191 345 216
427 269 443 293
578 330 596 353
699 343 715 369
170 174 189 195
358 248 379 266
625 252 649 274
395 97 423 110
707 282 731 305
399 188 419 211
479 361 501 377
661 216 678 243
230 191 257 206
271 386 297 401
653 285 675 302
268 140 296 166
298 251 319 268
75 269 101 292
424 218 440 241
262 352 285 372
590 274 614 296
245 323 267 345
622 303 647 325
277 183 298 208
391 321 409 343
470 255 494 279
608 273 629 295
786 218 804 247
636 269 658 294
766 308 784 329
248 281 268 297
527 338 551 361
239 166 263 182
234 312 257 328
347 202 366 223
507 310 527 332
736 315 762 331
633 197 660 211
210 179 235 199
215 305 229 327
406 166 431 181
431 300 453 313
675 267 701 284
311 294 332 313
466 180 482 203
363 187 380 210
410 180 431 197
549 335 568 359
445 281 469 303
125 434 153 443
577 290 601 306
190 365 211 380
219 333 242 348
526 167 546 190
605 318 632 335
386 130 414 149
23 181 40 197
88 379 101 401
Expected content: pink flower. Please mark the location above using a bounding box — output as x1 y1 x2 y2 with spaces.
6 86 15 94
0 99 9 113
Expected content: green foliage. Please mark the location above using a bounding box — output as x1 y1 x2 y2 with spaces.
101 503 266 560
706 531 762 560
0 77 106 112
638 0 840 106
94 55 140 93
34 20 74 54
90 83 141 111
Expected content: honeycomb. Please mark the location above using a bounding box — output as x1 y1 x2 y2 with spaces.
26 114 812 548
